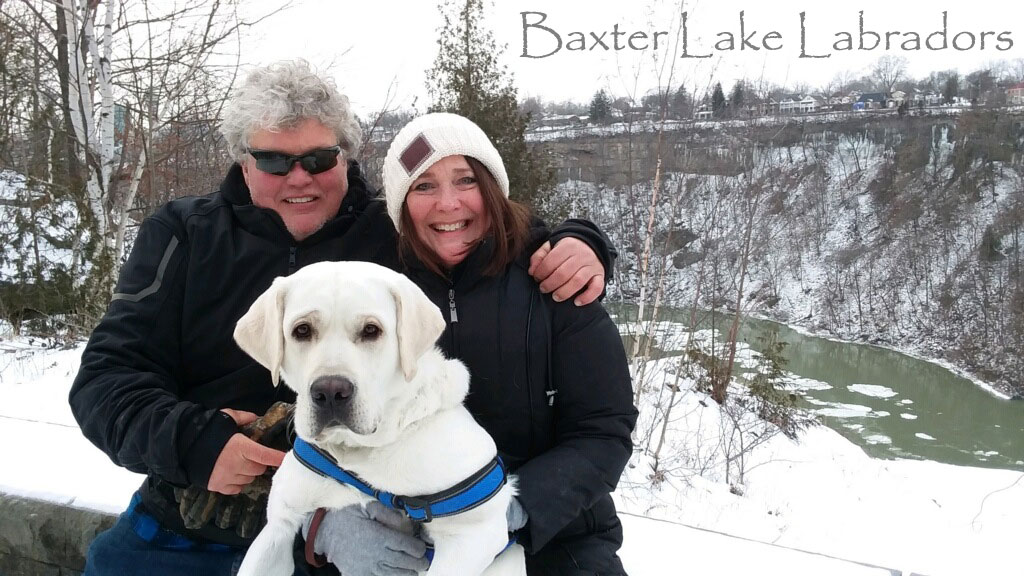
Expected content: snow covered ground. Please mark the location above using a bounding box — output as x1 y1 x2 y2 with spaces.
1 336 1022 575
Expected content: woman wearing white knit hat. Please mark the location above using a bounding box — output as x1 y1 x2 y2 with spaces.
378 112 637 575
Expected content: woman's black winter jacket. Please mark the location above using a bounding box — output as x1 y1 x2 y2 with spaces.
403 233 638 575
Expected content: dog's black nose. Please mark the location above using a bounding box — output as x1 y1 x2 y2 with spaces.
310 376 354 411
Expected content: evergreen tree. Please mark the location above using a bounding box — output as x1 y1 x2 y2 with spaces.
589 89 610 123
744 329 816 440
943 74 959 105
670 85 691 119
640 90 668 115
729 82 745 117
711 82 727 116
426 0 554 208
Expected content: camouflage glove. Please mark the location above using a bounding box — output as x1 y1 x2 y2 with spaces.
174 401 294 538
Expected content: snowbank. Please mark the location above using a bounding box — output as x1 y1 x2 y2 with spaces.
2 338 1021 575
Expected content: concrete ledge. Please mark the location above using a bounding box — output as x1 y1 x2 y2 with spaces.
0 493 116 576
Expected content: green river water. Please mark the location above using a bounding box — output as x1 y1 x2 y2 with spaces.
613 304 1024 471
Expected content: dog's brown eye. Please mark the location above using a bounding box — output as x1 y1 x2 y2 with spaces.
292 323 313 341
360 323 381 341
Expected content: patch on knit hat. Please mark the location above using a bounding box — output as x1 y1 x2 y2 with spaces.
399 134 434 175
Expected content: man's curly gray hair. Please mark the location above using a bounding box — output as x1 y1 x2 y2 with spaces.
220 60 362 162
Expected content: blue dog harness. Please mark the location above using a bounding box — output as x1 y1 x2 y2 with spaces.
292 437 507 523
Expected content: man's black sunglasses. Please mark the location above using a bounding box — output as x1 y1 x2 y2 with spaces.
246 146 342 176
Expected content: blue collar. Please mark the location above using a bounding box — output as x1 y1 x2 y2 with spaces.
292 437 507 523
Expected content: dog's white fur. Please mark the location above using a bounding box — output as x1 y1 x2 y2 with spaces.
233 261 525 576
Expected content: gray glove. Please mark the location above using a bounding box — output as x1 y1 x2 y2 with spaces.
507 497 528 532
302 502 429 576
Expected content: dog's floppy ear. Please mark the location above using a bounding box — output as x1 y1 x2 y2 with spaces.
389 273 445 382
234 277 288 386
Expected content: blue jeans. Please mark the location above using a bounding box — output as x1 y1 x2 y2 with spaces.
83 493 326 576
83 511 246 576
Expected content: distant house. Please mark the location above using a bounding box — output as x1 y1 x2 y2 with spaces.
777 94 820 114
888 91 907 108
623 106 652 122
537 114 584 128
855 93 888 110
821 93 851 112
694 104 714 120
739 102 762 118
798 95 821 113
827 93 852 106
114 104 127 142
1008 82 1024 105
909 90 943 107
777 94 802 114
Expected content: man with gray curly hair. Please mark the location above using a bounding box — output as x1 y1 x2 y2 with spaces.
220 60 363 242
70 59 614 576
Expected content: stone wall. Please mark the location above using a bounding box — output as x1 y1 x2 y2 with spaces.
0 493 115 576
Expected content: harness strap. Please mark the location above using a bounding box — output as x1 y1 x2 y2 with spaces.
304 508 329 567
292 437 507 523
423 533 518 563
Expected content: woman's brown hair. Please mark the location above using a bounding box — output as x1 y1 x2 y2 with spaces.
400 156 531 277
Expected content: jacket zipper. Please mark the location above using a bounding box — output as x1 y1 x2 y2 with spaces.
288 246 297 274
447 287 459 357
448 288 459 323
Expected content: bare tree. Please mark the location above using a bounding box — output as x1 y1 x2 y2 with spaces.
1009 59 1024 83
10 0 282 314
0 0 285 328
871 55 908 94
831 69 856 98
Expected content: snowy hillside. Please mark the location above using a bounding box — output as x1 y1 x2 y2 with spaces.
542 111 1024 397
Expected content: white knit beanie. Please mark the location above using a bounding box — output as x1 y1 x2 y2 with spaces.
382 113 509 231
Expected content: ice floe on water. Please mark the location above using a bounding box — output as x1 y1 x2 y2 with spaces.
783 375 832 392
897 399 914 405
847 384 898 399
814 402 875 418
900 413 918 420
865 435 893 445
916 433 937 441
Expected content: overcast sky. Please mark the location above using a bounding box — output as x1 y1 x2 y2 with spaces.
241 0 1024 116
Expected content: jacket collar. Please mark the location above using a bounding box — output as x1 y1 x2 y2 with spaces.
403 236 495 291
219 160 376 245
402 221 550 289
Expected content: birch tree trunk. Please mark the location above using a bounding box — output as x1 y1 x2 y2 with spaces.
61 0 112 274
631 157 662 405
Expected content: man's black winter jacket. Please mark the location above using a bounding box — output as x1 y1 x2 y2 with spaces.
69 162 399 546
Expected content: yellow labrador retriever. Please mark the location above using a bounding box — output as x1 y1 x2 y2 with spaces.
233 261 525 576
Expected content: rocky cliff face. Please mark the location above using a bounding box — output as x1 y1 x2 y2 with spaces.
538 111 1024 396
